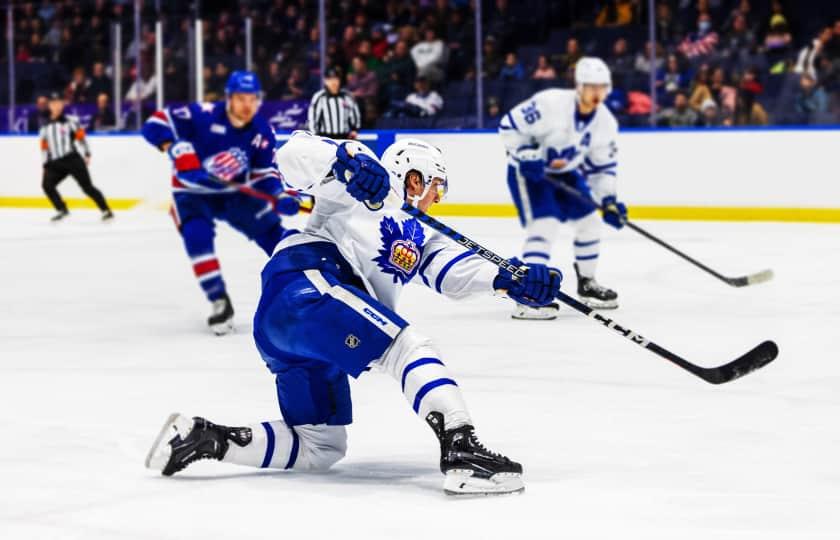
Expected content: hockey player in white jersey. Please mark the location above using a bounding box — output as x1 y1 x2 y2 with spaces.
146 132 562 495
500 57 627 319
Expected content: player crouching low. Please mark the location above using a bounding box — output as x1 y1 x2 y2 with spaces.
146 133 562 495
500 57 627 318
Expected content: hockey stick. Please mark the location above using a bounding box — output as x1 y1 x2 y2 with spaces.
211 176 314 214
544 176 773 288
381 188 778 384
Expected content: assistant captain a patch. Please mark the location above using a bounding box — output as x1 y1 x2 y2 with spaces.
373 216 425 284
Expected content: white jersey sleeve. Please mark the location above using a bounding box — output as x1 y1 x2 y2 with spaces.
582 111 619 202
498 89 566 157
413 235 498 300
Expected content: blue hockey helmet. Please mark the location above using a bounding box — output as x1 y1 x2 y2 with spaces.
225 70 262 96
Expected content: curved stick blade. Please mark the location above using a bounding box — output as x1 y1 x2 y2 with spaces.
701 340 779 384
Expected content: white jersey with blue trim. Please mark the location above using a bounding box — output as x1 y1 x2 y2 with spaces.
274 130 497 310
499 88 619 201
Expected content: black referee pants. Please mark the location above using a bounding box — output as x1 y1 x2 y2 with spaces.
42 153 110 212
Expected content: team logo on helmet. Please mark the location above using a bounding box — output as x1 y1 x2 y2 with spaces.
373 216 426 284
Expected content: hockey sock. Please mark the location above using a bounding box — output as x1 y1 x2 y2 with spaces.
521 217 559 264
374 327 471 430
191 253 226 301
222 421 346 471
572 212 601 278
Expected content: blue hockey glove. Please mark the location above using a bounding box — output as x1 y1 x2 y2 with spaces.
516 148 545 184
601 195 627 229
334 143 390 204
168 141 225 191
273 193 301 216
493 258 563 307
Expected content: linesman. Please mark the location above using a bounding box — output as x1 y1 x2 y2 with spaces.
307 68 361 139
40 92 113 222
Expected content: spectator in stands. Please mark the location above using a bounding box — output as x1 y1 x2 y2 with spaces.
658 91 698 127
27 95 49 133
710 67 737 112
720 13 757 67
405 76 443 117
698 98 723 127
596 0 638 27
721 0 757 36
91 93 116 132
824 19 840 61
556 37 583 75
532 54 557 80
688 63 712 111
379 40 417 102
795 27 832 82
499 52 525 81
88 62 111 101
634 41 664 75
729 87 768 126
28 33 48 62
283 65 307 101
486 96 502 128
678 13 719 59
411 28 447 83
794 73 829 119
356 40 382 73
609 38 635 79
64 67 91 104
739 67 763 97
655 2 682 46
124 64 156 103
657 54 689 103
763 14 793 74
347 56 379 100
264 62 285 100
482 36 503 79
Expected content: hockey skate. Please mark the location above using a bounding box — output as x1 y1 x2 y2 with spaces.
208 293 234 335
145 413 251 476
574 262 618 309
50 209 69 222
426 412 524 496
511 302 559 320
101 210 114 222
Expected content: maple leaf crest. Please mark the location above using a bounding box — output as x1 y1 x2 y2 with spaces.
373 216 426 284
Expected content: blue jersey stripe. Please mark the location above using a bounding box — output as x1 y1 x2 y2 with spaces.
574 239 600 247
522 251 550 259
260 422 275 468
576 254 599 261
526 235 548 243
504 112 519 132
284 427 299 469
418 247 444 288
412 378 458 413
435 251 474 294
401 357 445 391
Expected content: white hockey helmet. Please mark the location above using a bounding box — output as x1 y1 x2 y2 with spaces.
380 138 448 206
574 56 612 94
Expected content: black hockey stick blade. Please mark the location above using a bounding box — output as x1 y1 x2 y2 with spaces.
692 340 779 384
725 269 775 288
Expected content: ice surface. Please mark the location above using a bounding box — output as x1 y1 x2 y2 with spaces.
1 208 838 539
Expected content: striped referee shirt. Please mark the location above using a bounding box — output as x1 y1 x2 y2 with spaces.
307 88 361 138
39 115 91 164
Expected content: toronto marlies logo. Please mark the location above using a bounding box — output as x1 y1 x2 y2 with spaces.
373 216 426 284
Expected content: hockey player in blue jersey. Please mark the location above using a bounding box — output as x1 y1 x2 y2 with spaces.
141 70 300 334
145 133 563 495
500 57 627 319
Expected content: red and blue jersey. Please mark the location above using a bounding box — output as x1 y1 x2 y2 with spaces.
142 101 283 195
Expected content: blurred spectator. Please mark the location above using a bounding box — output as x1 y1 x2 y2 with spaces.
499 52 525 81
678 13 719 59
794 73 829 119
532 55 558 80
411 28 447 83
596 0 638 28
65 67 91 104
609 38 635 80
709 67 737 112
27 95 49 133
763 14 793 74
405 77 443 117
658 91 698 127
720 13 757 66
824 20 840 61
688 63 712 110
656 54 689 103
264 62 285 100
739 67 763 97
207 62 230 98
347 57 379 100
795 28 833 81
635 41 664 74
88 62 112 101
729 88 768 126
308 68 361 139
655 2 682 46
556 38 583 75
125 64 157 103
482 36 503 79
91 93 116 131
486 96 502 128
698 98 723 127
379 40 417 102
283 65 307 101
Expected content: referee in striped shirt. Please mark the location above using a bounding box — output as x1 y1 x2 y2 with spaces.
40 92 112 222
307 68 361 139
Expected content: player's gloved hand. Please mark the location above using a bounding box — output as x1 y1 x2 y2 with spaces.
601 195 627 229
493 258 563 307
272 193 301 216
334 142 390 204
168 141 225 191
516 148 545 184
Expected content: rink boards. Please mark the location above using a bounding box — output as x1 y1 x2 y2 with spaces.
1 127 839 222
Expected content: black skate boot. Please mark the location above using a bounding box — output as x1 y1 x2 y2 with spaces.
145 413 252 476
574 262 618 309
208 293 234 335
101 209 114 222
50 209 69 222
426 412 524 496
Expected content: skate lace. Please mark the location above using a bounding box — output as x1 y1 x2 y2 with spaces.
468 428 504 459
584 279 610 295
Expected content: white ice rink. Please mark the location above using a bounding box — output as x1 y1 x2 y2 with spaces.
1 208 838 540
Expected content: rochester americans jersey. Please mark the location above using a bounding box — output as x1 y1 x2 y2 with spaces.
499 88 619 201
141 101 282 195
273 131 497 309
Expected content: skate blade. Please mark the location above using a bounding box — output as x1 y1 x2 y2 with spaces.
443 470 525 496
510 305 558 321
209 319 234 336
144 412 192 474
578 296 618 310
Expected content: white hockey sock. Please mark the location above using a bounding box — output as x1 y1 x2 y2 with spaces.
222 421 346 472
374 327 471 430
572 212 601 278
521 217 559 264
